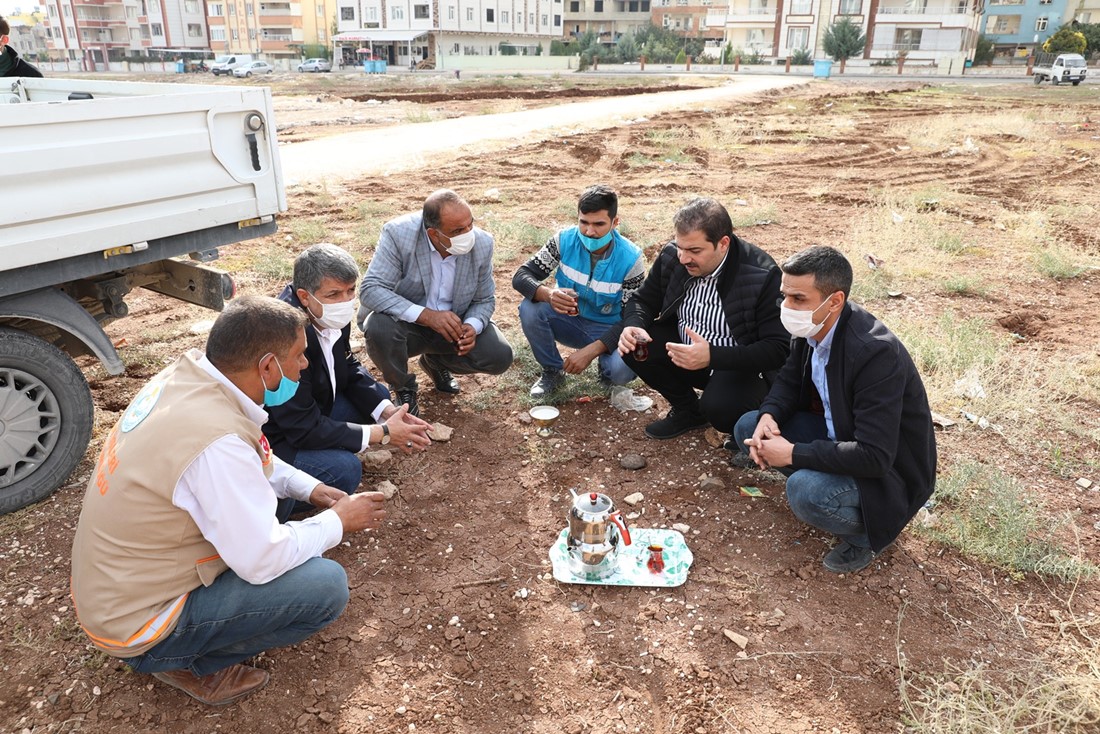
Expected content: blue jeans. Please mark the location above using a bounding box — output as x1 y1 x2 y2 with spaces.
733 410 870 548
517 299 635 385
278 394 365 522
122 558 349 676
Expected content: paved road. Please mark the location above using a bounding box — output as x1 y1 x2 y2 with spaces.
279 75 807 183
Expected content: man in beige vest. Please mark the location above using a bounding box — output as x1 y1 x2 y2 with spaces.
71 295 387 706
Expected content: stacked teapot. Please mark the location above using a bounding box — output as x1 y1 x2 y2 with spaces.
566 489 632 579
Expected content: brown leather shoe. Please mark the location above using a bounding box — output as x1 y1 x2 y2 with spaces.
152 664 270 706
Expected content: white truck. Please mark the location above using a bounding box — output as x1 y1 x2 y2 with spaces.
1 76 286 514
1032 52 1088 86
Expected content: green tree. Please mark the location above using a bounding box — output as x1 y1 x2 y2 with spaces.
675 48 687 64
721 41 733 64
822 17 866 72
1042 26 1087 54
791 47 812 65
973 34 994 65
1072 22 1100 57
616 32 639 62
550 39 570 55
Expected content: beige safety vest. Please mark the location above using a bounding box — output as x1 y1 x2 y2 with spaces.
70 350 273 658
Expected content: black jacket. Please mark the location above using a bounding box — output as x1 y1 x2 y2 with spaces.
262 285 391 463
614 235 789 378
2 45 43 77
759 302 937 552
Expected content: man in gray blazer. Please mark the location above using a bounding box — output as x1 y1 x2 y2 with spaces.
358 190 514 417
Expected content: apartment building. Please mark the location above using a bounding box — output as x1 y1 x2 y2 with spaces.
562 0 653 44
717 0 981 62
43 0 209 65
982 0 1067 56
3 11 52 61
206 0 338 59
1067 0 1100 23
651 0 727 42
334 0 562 66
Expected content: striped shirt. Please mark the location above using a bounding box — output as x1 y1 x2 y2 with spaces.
678 253 736 347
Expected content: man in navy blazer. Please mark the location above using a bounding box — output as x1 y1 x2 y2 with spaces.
358 190 514 416
265 244 431 521
732 246 936 574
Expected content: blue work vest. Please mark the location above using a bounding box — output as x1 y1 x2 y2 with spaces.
554 227 641 325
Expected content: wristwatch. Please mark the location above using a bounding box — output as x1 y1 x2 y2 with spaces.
380 422 391 445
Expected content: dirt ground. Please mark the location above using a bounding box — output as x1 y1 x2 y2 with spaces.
3 77 1100 733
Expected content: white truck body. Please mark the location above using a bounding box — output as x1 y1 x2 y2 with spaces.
1032 53 1087 86
0 76 286 514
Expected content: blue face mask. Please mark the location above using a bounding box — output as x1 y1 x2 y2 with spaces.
578 230 614 253
260 353 299 407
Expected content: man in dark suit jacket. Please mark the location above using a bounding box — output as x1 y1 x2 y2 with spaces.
1 17 44 77
732 246 937 574
265 244 431 520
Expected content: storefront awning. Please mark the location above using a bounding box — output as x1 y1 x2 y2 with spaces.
333 30 429 43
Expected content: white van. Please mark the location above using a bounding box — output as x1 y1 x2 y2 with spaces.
210 54 254 76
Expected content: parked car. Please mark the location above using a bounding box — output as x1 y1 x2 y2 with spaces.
297 58 332 72
234 61 274 78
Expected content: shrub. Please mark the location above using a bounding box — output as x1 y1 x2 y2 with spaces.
790 48 812 65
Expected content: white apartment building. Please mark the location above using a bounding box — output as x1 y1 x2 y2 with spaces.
563 0 653 45
334 0 562 66
43 0 209 66
720 0 981 63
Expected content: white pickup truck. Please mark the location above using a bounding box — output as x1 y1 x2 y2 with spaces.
1032 52 1088 86
1 76 286 514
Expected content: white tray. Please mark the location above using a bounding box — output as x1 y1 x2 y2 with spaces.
549 527 693 587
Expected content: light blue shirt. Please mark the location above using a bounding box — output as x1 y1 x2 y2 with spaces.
808 324 837 441
398 232 484 334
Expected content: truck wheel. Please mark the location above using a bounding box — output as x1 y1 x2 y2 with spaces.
0 329 93 515
1073 80 1081 86
1052 76 1060 85
1033 74 1041 85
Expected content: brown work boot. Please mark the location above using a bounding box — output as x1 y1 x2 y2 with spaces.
152 664 270 705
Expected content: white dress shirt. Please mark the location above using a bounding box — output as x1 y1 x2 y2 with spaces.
171 355 344 585
808 324 838 441
314 324 392 451
399 232 485 335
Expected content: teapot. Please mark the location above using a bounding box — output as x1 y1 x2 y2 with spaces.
567 489 632 579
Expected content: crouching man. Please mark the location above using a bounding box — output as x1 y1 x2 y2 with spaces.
71 295 387 705
733 246 936 573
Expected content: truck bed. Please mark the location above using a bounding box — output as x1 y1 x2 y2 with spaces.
1 78 286 283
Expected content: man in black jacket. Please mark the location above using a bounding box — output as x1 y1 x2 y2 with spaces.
0 17 44 78
265 244 431 521
615 197 789 439
733 246 936 574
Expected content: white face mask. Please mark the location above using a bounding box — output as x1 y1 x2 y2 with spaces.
444 229 476 256
310 293 357 331
779 295 835 339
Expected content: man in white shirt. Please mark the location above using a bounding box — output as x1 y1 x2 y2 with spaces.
266 244 431 520
358 189 514 417
71 296 387 706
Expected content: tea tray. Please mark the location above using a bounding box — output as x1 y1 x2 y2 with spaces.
549 527 693 587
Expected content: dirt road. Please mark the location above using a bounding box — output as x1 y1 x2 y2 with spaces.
279 76 806 182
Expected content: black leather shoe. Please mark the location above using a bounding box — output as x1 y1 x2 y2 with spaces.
644 407 709 439
395 389 420 417
420 355 460 394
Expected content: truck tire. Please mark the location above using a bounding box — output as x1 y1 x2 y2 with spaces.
0 328 94 515
1033 74 1041 85
1052 76 1060 85
1073 80 1081 86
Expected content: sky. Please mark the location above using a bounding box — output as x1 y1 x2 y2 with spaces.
1 2 40 17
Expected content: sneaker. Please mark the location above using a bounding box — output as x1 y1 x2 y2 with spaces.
420 355 460 394
395 389 420 417
152 664 270 706
530 369 566 398
822 541 877 574
644 407 709 440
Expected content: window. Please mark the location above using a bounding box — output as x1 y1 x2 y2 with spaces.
542 13 549 24
184 0 198 12
188 23 203 36
570 0 579 9
151 22 164 34
594 0 604 9
341 6 354 18
63 5 71 15
1035 16 1047 30
392 5 404 18
662 12 670 25
501 10 508 21
787 25 808 49
231 28 239 38
448 5 455 18
986 14 1019 33
530 12 535 23
367 7 378 19
211 26 226 40
48 5 56 17
127 6 136 17
641 1 649 9
894 27 922 48
838 0 861 13
467 7 474 19
247 4 253 14
248 27 255 37
210 3 224 14
1038 0 1051 3
318 28 326 39
788 0 811 11
554 13 561 24
415 4 429 18
486 8 494 20
453 42 459 51
317 4 324 14
228 4 235 14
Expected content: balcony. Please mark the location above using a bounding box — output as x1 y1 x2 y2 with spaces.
727 4 776 21
877 2 968 13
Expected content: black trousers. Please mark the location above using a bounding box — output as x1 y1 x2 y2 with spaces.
622 321 769 434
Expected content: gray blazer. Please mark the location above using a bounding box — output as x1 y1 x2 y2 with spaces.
358 211 497 329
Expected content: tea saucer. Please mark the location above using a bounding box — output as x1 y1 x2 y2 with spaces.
549 527 693 587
